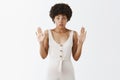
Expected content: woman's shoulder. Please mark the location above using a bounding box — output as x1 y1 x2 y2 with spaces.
69 30 78 39
68 29 78 35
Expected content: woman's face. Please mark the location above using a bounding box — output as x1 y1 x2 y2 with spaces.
54 14 67 28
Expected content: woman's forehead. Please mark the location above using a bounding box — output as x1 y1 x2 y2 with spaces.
55 14 67 17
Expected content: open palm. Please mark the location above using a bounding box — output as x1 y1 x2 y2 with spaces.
36 27 45 43
78 27 87 43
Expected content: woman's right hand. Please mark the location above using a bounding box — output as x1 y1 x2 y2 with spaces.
36 27 45 43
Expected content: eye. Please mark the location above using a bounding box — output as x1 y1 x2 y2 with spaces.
55 16 60 20
63 17 66 19
57 17 60 19
63 16 67 20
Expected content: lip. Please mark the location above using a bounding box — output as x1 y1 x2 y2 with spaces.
59 24 63 26
59 23 63 26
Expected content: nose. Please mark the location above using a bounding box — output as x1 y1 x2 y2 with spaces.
59 18 63 23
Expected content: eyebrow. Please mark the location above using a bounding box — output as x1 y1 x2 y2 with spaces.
57 15 67 18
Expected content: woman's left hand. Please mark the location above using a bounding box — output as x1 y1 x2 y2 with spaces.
78 27 87 44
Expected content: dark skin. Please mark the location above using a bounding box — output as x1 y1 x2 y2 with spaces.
36 14 86 61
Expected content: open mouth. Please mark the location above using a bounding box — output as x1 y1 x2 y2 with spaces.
59 24 63 26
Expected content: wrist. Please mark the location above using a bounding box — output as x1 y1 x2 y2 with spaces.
78 40 83 44
78 41 83 46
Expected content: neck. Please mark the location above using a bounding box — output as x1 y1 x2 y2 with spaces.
54 27 68 33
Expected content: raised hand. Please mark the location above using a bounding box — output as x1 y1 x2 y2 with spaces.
78 27 87 43
36 27 45 43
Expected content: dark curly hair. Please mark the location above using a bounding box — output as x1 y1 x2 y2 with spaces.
49 3 72 22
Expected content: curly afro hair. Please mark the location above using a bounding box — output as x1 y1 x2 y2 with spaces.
49 3 72 22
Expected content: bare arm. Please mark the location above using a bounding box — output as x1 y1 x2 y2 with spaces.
36 28 49 59
72 27 86 61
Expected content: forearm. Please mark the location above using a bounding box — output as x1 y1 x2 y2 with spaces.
74 42 83 61
39 42 47 59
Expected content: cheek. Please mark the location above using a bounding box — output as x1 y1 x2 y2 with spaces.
63 21 67 24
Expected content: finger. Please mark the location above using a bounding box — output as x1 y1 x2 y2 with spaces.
85 31 87 34
83 31 87 39
37 27 42 33
85 31 87 36
80 27 85 33
82 27 85 32
35 31 40 37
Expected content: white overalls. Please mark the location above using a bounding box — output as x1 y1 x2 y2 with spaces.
46 30 75 80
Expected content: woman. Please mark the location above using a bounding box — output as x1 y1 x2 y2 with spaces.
36 3 87 80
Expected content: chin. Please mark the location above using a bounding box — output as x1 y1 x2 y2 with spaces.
59 26 65 28
59 24 65 27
